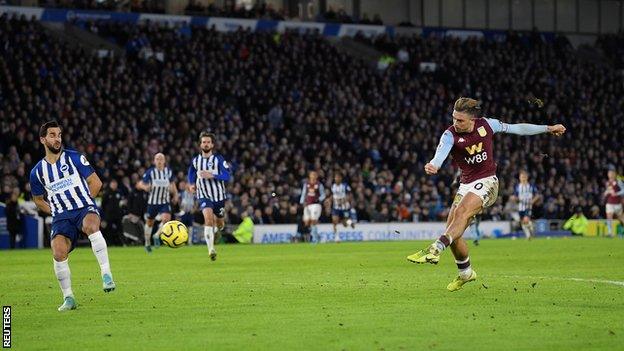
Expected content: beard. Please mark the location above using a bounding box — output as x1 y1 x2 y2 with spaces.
47 143 62 154
201 147 212 154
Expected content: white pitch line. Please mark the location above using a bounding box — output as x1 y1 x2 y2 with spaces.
495 274 624 287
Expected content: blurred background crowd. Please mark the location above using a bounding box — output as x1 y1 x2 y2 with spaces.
1 12 623 245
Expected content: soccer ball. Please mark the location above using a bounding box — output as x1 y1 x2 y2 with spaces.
160 220 189 248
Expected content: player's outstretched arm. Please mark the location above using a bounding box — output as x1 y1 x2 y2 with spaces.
486 118 566 136
425 130 453 175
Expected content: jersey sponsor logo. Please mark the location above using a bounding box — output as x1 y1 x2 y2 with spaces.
80 155 90 166
477 126 487 137
152 179 169 187
465 142 483 155
49 178 74 192
465 151 488 164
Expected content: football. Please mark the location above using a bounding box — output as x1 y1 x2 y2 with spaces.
159 221 189 248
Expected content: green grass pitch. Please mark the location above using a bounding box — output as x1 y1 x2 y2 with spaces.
1 238 623 350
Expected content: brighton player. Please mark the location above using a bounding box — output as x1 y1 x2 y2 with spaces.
188 132 231 260
604 169 624 237
30 121 116 311
137 153 178 253
331 172 356 242
407 97 566 291
300 171 326 243
512 170 540 239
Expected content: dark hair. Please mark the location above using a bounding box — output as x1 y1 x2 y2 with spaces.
39 120 61 138
199 131 216 143
454 97 481 117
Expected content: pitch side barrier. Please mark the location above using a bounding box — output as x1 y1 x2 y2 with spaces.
253 221 511 244
0 5 559 43
0 204 44 249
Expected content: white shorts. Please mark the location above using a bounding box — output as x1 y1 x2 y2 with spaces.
606 203 623 216
453 175 499 208
303 204 322 222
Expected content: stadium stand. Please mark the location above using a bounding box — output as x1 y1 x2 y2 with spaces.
1 13 622 232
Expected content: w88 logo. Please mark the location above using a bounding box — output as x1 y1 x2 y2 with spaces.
465 152 488 165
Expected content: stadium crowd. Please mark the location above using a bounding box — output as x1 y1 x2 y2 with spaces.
23 0 383 25
37 0 166 13
1 13 623 244
184 0 286 20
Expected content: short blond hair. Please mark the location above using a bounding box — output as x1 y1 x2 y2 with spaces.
454 97 481 116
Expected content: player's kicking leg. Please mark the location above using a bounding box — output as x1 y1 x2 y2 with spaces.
52 235 77 311
407 193 482 289
83 213 116 292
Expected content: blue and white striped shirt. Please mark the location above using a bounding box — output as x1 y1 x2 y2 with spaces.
515 183 538 212
29 149 97 217
142 166 174 205
331 182 352 210
188 154 231 202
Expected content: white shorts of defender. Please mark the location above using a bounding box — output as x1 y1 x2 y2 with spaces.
454 175 499 208
606 203 623 216
303 204 322 221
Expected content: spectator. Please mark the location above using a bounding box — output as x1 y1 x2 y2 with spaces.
563 207 589 236
2 187 22 248
101 179 124 245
